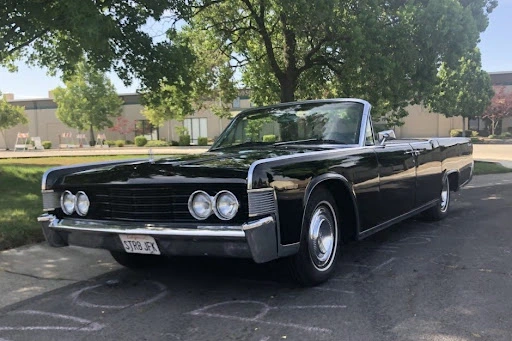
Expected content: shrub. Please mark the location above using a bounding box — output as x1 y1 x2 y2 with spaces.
105 140 116 147
170 140 179 146
134 135 147 147
450 129 474 137
146 140 169 147
115 140 125 147
42 141 52 149
488 134 497 139
500 132 512 138
125 140 133 145
470 137 481 143
179 135 191 146
197 137 208 146
449 129 460 137
263 134 277 143
471 131 479 137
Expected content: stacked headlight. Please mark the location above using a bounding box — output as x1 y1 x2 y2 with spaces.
60 190 76 215
60 190 90 216
188 191 213 220
188 190 239 220
75 191 90 216
214 191 239 220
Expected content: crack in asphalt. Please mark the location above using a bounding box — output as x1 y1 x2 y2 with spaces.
0 268 79 282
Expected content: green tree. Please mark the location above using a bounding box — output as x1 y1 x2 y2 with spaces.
186 0 495 124
0 0 194 92
141 27 238 126
0 94 28 150
53 62 123 144
427 49 494 136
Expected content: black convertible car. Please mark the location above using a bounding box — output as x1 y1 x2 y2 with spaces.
38 99 473 285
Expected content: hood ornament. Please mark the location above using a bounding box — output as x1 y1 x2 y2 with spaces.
148 148 154 164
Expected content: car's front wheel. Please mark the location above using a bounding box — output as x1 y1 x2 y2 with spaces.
288 188 340 286
110 251 164 269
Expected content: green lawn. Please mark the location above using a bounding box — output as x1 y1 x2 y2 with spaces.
0 155 166 251
473 161 512 176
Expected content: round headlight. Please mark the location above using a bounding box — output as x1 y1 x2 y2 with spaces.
188 191 213 220
60 190 76 215
75 191 90 216
214 191 239 220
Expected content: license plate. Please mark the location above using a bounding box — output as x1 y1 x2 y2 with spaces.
119 235 161 255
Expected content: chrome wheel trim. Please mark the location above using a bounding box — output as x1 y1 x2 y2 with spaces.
308 201 337 271
440 177 450 213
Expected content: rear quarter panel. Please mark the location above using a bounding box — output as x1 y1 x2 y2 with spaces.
436 137 474 189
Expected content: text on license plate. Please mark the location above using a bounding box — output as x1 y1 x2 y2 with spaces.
119 235 161 255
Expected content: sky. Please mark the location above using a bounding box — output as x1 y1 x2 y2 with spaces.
1 1 512 100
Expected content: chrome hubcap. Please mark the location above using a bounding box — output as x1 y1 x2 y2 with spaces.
440 177 449 212
308 202 337 270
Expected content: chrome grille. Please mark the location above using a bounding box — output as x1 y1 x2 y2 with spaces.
42 190 60 211
248 189 277 217
57 184 248 223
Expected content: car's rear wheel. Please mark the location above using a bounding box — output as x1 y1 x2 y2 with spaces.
424 175 450 220
288 188 340 286
110 251 164 269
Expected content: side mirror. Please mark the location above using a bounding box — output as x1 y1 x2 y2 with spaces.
378 130 396 145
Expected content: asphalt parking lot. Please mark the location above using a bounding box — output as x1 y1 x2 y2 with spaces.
0 183 511 341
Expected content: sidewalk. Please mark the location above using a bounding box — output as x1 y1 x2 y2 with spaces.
0 244 119 309
0 146 210 159
473 144 512 162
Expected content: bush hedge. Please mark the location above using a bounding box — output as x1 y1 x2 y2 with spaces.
449 129 476 137
263 134 277 143
197 137 208 146
145 140 169 147
42 141 52 149
170 140 179 146
179 135 190 146
115 140 125 147
134 135 148 147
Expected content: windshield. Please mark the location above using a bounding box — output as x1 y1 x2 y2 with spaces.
211 101 364 150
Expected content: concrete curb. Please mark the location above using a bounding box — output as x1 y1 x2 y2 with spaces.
0 146 210 159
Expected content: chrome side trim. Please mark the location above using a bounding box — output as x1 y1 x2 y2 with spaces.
247 146 366 190
357 199 438 240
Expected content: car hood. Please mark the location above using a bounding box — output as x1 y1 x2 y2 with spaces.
57 147 328 186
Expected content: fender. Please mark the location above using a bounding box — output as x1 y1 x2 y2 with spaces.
301 173 361 238
42 159 143 190
445 169 460 191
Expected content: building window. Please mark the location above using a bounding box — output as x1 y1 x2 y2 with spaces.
135 120 158 140
184 118 208 144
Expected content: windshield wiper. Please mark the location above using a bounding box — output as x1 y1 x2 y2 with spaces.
273 138 345 146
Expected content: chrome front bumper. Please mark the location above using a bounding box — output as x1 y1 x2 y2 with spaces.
38 214 278 263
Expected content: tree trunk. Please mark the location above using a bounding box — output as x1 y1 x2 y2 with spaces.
279 76 297 103
89 124 95 146
462 117 466 137
0 130 7 150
